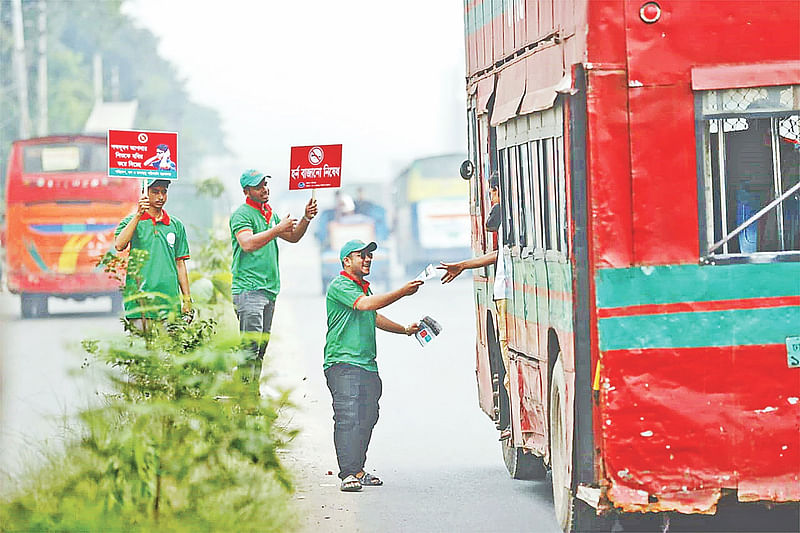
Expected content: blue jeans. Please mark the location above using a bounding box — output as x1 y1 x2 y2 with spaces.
232 290 276 383
324 363 382 480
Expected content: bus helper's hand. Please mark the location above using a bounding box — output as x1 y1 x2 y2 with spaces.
437 261 464 284
276 214 297 236
401 279 424 296
304 198 318 221
137 195 150 216
403 322 420 336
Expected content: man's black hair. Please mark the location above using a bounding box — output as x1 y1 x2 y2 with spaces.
148 179 171 190
488 172 499 190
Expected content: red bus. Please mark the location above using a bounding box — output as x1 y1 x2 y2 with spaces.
462 1 799 530
3 135 138 318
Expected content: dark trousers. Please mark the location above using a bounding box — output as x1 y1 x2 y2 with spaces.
324 363 382 480
232 290 276 384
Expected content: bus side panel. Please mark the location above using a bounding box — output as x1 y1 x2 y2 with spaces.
596 263 800 511
586 69 634 268
622 0 800 88
585 0 627 66
628 84 699 265
4 203 122 295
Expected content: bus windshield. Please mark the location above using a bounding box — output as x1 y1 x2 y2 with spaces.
6 137 137 204
23 142 107 174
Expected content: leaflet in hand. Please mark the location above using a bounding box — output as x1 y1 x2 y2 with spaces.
415 264 437 282
415 315 443 347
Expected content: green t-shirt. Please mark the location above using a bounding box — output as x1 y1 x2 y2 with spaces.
114 211 190 318
230 204 281 298
323 274 377 372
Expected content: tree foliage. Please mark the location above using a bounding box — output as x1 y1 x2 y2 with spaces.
0 0 226 184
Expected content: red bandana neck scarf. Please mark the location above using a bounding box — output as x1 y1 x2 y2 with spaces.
340 270 370 295
246 197 273 224
140 209 171 226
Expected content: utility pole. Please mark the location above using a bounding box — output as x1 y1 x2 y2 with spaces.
93 53 103 104
111 65 120 101
37 0 47 136
11 0 32 139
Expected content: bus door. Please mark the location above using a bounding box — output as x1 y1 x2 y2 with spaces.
471 101 496 418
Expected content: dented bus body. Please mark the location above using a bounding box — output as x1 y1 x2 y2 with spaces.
462 1 799 530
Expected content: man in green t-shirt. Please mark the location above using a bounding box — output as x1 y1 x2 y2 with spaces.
324 239 423 492
114 179 192 323
230 169 318 384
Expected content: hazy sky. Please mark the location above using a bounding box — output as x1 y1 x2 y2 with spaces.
123 1 467 188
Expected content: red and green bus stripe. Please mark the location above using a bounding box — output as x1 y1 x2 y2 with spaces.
598 306 798 351
596 263 799 309
595 263 799 351
598 295 800 318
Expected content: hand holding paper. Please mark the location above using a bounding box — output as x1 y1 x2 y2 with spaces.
415 264 437 282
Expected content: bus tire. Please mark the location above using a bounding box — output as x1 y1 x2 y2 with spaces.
550 355 604 533
111 292 123 314
20 293 47 319
20 294 35 319
502 437 547 480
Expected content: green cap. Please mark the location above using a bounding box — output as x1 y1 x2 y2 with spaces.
240 169 269 188
339 239 377 262
146 178 170 189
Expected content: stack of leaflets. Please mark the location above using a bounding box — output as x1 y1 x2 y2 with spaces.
415 315 442 347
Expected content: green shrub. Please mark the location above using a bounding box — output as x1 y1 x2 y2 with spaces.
1 239 297 532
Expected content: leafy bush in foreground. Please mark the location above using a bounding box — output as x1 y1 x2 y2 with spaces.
1 308 297 532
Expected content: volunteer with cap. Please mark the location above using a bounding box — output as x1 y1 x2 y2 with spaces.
230 169 318 385
324 239 423 492
114 178 191 323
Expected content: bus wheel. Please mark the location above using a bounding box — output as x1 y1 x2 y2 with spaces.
502 437 547 480
550 355 603 532
20 294 47 319
550 355 576 532
111 292 123 314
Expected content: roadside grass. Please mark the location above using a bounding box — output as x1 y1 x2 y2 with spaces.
0 248 300 532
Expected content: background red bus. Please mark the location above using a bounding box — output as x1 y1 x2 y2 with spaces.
463 1 799 531
3 135 138 318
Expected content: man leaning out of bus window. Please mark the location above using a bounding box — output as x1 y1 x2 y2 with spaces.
437 172 513 441
114 179 192 328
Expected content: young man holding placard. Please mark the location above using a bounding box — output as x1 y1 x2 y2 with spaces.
230 169 318 385
114 179 192 323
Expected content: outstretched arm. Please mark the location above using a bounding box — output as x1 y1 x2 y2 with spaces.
437 250 498 283
354 280 423 311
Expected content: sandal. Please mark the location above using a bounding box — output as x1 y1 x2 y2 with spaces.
357 471 383 486
499 428 512 441
340 474 362 492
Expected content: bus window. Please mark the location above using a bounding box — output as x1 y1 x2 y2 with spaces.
528 140 544 250
698 85 800 257
498 147 514 246
539 139 553 250
556 135 568 256
518 142 535 250
23 143 107 173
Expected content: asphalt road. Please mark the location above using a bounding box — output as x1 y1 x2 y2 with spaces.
274 244 560 533
2 241 797 532
0 294 115 480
